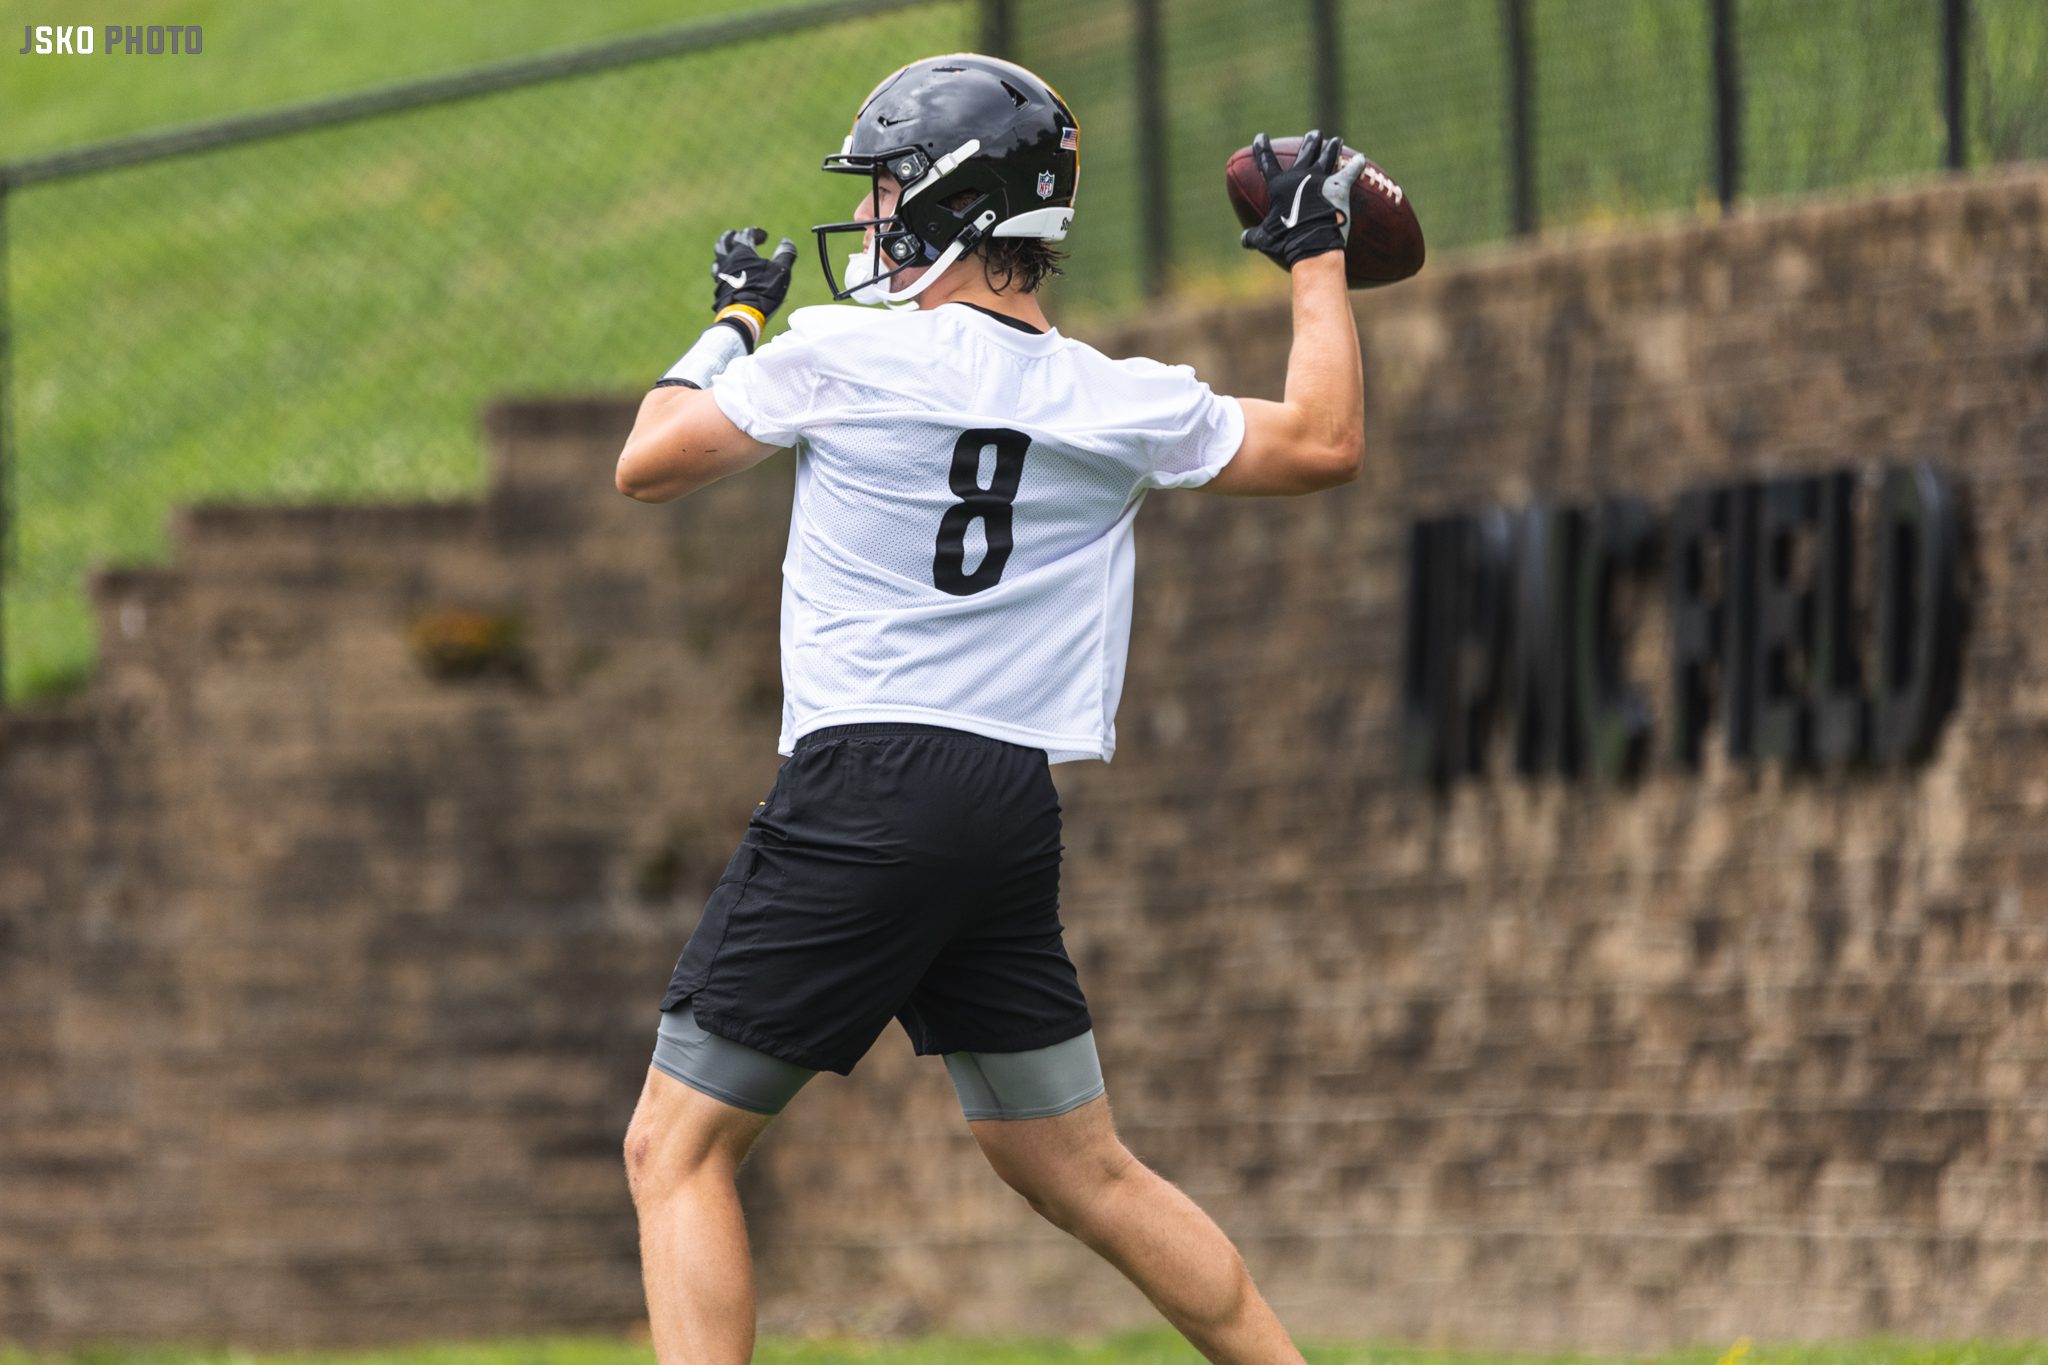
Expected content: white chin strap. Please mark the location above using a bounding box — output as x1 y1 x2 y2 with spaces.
870 210 999 310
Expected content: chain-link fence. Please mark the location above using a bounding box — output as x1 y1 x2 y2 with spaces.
3 0 2045 701
0 0 975 701
1011 0 2048 312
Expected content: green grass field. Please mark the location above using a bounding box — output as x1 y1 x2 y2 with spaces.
2 0 2044 701
7 1333 2048 1365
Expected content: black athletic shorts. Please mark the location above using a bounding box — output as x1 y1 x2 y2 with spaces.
659 723 1091 1076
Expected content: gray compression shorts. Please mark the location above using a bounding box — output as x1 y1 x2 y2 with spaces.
944 1028 1105 1120
652 1005 1104 1121
652 1003 813 1115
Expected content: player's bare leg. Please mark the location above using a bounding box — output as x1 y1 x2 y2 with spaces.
624 1068 777 1365
972 1095 1305 1365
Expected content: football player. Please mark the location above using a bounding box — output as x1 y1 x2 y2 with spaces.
617 53 1366 1365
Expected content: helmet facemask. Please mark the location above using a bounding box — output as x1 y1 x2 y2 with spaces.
815 139 1002 307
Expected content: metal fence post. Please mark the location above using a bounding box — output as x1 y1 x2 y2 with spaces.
1943 0 1968 169
1134 0 1170 297
980 0 1011 59
1500 0 1535 237
1712 0 1741 210
1309 0 1342 139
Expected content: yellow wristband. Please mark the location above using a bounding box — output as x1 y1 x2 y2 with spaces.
715 303 765 345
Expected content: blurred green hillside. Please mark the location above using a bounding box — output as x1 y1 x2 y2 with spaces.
1 0 975 700
0 0 781 160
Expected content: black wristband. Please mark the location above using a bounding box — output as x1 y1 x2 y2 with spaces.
713 314 758 354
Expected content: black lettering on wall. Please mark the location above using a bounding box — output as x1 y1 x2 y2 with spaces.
1872 462 1963 765
1401 511 1512 786
1511 504 1584 777
1753 477 1820 764
1573 497 1656 782
1667 487 1727 770
1451 510 1511 777
1809 469 1868 766
1399 517 1454 784
1397 462 1965 785
1720 482 1762 762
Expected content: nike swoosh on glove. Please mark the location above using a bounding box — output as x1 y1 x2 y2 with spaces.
1238 129 1369 271
712 226 799 320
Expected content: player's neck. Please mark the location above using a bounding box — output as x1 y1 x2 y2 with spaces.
916 265 1051 333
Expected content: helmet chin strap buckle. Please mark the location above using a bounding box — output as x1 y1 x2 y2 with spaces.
878 210 1001 310
955 209 999 253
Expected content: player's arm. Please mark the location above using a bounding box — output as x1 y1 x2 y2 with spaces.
1202 130 1368 498
615 227 798 504
1207 252 1363 496
615 386 776 504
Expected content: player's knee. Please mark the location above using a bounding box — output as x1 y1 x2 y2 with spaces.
623 1111 665 1174
622 1104 726 1202
622 1113 674 1197
1011 1139 1141 1232
623 1127 652 1186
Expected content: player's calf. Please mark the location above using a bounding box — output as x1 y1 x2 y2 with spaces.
971 1097 1303 1364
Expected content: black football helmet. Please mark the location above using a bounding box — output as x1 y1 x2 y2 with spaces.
814 53 1080 305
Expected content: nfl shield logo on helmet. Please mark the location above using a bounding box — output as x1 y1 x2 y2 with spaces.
1036 170 1055 199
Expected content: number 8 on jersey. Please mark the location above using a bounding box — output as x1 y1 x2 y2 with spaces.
933 427 1030 596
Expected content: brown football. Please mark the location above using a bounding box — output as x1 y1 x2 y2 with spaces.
1225 137 1425 288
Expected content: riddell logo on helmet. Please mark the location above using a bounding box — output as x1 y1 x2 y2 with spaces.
1036 171 1055 199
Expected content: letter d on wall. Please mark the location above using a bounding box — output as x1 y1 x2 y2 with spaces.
1872 462 1964 765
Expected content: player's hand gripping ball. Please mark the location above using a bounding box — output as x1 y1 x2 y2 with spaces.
1227 131 1424 287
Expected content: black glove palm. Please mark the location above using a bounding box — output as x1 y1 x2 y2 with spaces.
712 226 799 321
1239 130 1368 271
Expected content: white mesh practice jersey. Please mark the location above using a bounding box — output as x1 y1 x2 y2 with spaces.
709 301 1244 763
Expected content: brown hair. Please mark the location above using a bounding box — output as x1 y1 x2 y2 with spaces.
944 190 1065 294
975 236 1066 295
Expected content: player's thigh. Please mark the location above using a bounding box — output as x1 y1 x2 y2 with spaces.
625 1002 821 1182
969 1091 1133 1212
625 1060 781 1188
625 1068 775 1191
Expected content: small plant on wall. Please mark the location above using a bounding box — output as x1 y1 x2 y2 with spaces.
405 607 528 683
